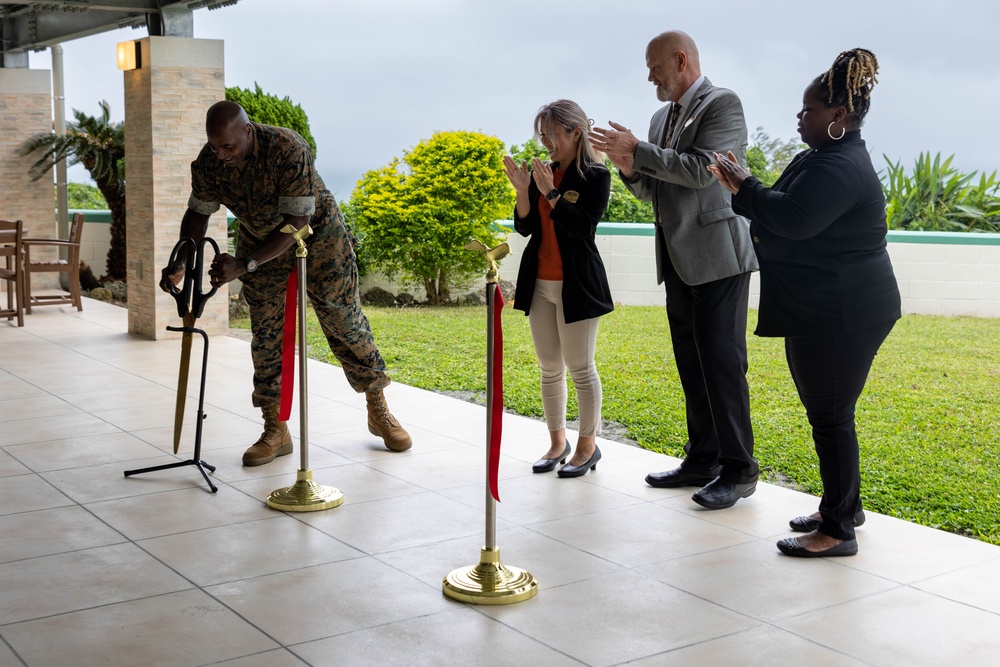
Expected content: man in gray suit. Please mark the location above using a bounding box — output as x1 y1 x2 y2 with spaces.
592 30 759 509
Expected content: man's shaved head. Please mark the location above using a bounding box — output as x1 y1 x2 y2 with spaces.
645 30 702 102
205 101 253 168
206 100 249 134
648 30 700 70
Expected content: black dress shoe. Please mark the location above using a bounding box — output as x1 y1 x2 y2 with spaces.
532 441 571 473
557 446 601 478
691 476 757 510
776 537 858 558
645 465 721 489
789 509 866 533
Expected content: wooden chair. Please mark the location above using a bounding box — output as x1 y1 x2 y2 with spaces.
23 212 85 313
0 219 25 327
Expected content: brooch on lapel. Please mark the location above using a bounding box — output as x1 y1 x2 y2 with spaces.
563 191 580 203
682 115 697 130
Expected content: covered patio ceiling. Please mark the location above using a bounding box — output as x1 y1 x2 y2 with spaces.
0 0 240 61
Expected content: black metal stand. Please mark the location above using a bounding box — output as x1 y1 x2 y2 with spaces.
124 325 217 493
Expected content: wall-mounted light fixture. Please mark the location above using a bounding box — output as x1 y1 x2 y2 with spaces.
116 40 141 71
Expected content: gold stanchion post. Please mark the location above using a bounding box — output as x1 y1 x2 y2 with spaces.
442 240 537 604
266 224 344 512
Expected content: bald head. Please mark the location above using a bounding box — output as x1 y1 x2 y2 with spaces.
646 31 702 102
206 100 249 134
649 31 700 69
205 101 253 168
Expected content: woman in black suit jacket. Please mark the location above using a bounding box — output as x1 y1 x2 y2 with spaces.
503 99 613 479
710 49 900 558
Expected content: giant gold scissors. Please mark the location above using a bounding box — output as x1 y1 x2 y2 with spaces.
167 237 220 453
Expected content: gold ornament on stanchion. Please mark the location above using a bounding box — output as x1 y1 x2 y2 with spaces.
442 239 537 604
266 224 344 512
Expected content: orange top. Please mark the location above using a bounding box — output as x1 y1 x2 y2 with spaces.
536 169 565 281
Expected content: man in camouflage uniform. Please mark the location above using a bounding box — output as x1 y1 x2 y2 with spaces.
160 101 411 466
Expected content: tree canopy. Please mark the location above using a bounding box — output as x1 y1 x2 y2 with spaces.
747 127 804 186
347 131 514 304
61 182 108 209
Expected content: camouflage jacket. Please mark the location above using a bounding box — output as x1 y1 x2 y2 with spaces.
187 122 335 245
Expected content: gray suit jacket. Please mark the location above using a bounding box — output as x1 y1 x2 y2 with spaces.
625 77 758 285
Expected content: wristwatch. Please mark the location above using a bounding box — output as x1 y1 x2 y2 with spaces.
545 188 560 202
244 257 258 273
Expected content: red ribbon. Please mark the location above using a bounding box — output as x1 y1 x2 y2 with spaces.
488 283 504 502
279 267 297 422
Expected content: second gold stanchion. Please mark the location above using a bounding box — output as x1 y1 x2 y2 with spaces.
443 242 537 604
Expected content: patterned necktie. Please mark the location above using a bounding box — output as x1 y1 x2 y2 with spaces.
662 103 682 147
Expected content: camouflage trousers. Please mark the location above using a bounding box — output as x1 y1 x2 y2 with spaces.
239 213 389 408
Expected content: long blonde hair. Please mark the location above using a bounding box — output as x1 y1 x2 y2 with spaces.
533 99 601 178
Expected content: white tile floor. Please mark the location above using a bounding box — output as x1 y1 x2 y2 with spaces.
2 300 1000 666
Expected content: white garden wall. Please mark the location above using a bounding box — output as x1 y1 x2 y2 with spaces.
362 224 1000 318
71 214 1000 318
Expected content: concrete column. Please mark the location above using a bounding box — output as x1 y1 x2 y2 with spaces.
0 68 55 256
123 36 228 339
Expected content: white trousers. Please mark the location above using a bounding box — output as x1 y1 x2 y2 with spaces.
527 279 603 436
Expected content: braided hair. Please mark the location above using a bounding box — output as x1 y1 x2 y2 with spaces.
815 48 879 125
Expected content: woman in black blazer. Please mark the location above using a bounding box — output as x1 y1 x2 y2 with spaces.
710 49 900 557
503 99 613 478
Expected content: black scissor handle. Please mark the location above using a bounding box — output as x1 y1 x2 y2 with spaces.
190 236 221 318
167 238 197 319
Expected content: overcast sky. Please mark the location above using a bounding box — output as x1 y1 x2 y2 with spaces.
26 0 1000 201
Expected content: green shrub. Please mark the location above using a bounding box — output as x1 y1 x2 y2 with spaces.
349 131 514 304
883 152 1000 232
60 182 108 209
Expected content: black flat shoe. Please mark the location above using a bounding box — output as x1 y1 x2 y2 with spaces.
557 445 601 478
789 509 866 533
532 441 571 473
691 476 757 510
645 464 721 489
776 537 858 558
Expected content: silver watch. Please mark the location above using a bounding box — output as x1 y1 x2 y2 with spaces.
244 257 258 273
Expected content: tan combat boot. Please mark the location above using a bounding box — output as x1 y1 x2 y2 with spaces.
242 404 293 466
366 388 412 452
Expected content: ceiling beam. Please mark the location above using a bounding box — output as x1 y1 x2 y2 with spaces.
0 0 239 55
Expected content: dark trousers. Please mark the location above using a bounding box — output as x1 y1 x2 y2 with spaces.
661 254 757 481
785 321 895 540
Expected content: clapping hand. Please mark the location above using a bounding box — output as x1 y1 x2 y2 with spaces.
708 150 750 194
591 121 638 174
503 155 531 194
530 157 554 193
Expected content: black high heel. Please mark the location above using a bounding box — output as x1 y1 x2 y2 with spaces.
532 441 571 473
557 445 602 478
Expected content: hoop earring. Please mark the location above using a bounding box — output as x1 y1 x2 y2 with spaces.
827 121 845 141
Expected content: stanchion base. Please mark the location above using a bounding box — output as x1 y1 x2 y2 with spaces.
442 546 538 605
266 469 344 512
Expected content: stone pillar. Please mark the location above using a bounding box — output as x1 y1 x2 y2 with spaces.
123 36 228 339
0 68 56 297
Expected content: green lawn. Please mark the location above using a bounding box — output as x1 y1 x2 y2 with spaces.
233 305 1000 545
